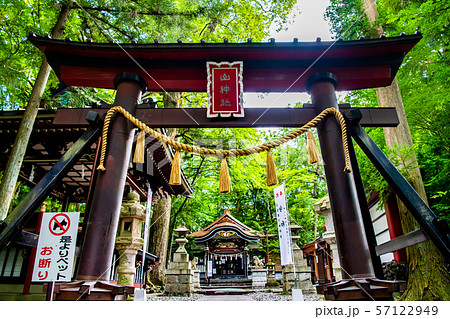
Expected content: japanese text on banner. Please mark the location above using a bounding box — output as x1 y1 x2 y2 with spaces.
274 184 293 266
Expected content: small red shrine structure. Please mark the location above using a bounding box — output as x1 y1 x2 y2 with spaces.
301 239 334 285
189 209 261 279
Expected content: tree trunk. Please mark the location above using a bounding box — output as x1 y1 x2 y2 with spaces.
362 0 450 300
147 92 182 286
148 194 172 286
0 2 73 220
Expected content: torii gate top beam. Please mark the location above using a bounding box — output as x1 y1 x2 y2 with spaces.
28 33 421 92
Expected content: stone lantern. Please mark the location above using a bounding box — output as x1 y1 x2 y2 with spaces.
115 191 146 287
174 223 190 253
165 223 194 295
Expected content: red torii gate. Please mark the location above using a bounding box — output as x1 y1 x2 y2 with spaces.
25 32 446 300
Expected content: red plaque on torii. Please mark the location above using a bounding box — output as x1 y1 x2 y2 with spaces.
207 62 244 118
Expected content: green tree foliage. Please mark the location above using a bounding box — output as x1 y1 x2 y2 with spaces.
326 0 450 222
1 0 295 110
326 0 450 301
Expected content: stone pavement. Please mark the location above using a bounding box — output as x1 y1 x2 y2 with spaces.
197 294 254 301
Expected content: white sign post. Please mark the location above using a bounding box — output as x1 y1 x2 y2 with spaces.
32 212 79 284
274 184 293 266
135 185 153 301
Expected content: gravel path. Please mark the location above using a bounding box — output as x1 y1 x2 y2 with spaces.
147 292 323 301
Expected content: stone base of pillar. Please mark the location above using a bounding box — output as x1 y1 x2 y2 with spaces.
115 247 140 287
165 251 194 296
266 270 278 287
322 230 342 282
165 269 194 296
193 270 200 289
51 281 134 301
282 264 315 295
316 278 406 301
251 269 267 289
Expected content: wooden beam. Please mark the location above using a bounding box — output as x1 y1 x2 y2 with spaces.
54 106 399 128
126 174 147 200
29 34 422 92
375 229 429 256
349 118 450 262
15 230 39 247
0 111 102 250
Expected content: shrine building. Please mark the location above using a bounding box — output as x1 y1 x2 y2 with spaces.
189 209 262 279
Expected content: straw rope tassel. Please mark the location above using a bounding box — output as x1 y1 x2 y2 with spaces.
169 150 182 185
307 130 320 164
266 150 278 186
133 130 146 163
219 157 231 193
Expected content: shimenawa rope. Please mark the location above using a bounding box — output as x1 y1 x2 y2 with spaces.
96 106 352 188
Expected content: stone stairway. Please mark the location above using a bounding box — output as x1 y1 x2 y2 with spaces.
198 278 253 295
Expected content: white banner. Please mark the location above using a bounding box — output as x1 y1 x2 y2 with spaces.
139 186 153 288
207 260 213 277
32 212 79 282
274 184 293 265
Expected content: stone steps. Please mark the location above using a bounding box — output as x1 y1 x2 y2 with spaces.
200 284 253 291
199 287 253 295
198 278 256 295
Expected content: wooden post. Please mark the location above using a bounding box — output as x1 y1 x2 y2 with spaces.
313 245 319 283
307 72 374 279
22 202 46 294
46 282 55 301
265 227 269 264
384 194 407 262
76 73 146 281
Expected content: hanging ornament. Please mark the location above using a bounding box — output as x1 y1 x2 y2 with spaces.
307 130 321 164
169 150 182 185
266 150 278 186
133 130 146 163
219 156 230 193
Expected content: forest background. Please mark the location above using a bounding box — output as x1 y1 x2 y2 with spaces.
0 0 449 298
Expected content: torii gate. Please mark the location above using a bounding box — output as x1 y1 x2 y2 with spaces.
19 32 450 300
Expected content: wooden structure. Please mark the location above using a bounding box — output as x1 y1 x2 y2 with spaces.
0 108 190 205
1 32 448 300
189 209 261 279
0 107 189 300
301 239 334 285
28 32 420 92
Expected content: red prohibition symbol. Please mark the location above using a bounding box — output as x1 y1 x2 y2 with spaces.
49 213 70 236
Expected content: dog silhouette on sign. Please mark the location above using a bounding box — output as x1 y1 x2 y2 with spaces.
53 218 68 231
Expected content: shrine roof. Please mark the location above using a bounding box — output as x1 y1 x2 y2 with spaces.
28 33 421 92
189 209 261 242
0 108 192 202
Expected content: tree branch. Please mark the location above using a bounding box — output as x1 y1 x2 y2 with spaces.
89 12 134 40
77 6 206 18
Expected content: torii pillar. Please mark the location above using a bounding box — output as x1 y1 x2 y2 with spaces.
51 73 146 301
76 73 146 282
307 73 374 280
307 73 403 300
